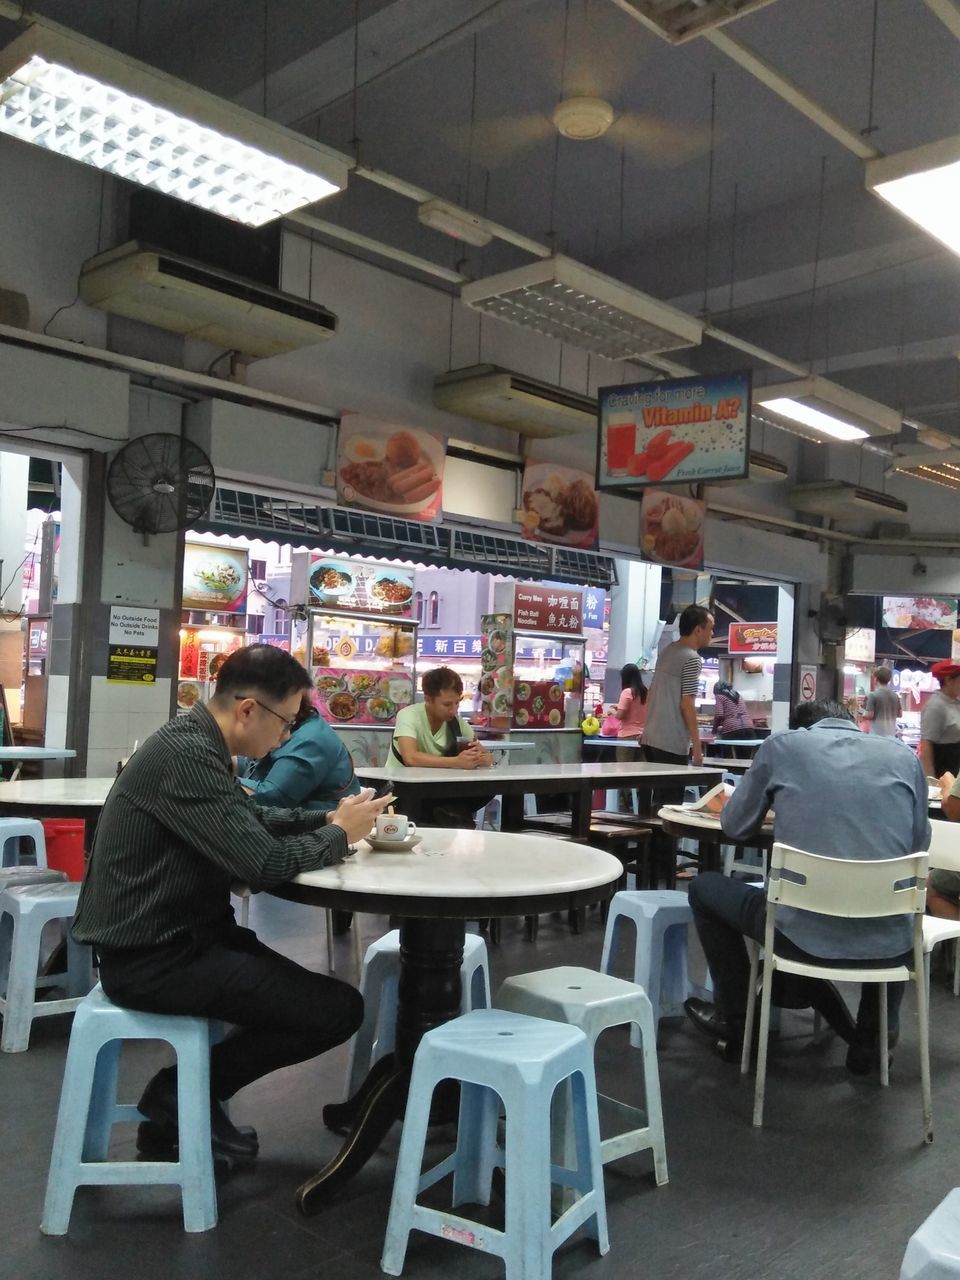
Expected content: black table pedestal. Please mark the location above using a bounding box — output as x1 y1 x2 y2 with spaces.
298 916 465 1214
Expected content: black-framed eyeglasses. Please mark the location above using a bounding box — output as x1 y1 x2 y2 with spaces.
234 694 296 733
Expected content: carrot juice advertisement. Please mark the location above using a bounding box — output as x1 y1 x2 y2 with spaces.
596 371 751 492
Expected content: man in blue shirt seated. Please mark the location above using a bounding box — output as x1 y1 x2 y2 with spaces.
684 699 930 1074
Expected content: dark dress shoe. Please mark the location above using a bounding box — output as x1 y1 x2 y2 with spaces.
846 1029 899 1076
136 1119 259 1160
683 997 741 1044
138 1070 259 1160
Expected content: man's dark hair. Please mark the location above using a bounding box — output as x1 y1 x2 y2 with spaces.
790 698 855 730
874 665 893 685
211 644 311 703
422 666 463 698
678 604 712 637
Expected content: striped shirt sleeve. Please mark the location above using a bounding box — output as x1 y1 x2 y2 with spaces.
680 650 702 697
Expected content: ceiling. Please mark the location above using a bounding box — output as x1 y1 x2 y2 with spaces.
5 0 960 448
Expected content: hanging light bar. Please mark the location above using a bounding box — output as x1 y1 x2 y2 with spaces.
756 376 901 443
0 24 349 226
866 136 960 259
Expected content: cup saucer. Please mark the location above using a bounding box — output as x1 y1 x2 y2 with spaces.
364 834 422 852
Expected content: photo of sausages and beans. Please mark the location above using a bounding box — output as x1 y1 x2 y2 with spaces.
339 429 442 513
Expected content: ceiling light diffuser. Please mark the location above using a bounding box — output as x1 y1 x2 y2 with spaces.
0 24 349 226
866 136 960 259
552 97 615 141
757 376 900 442
461 255 704 361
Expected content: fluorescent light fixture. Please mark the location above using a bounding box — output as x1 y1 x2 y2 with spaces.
614 0 780 44
866 136 960 259
889 448 960 492
417 199 493 247
0 24 349 226
461 254 704 361
757 376 901 442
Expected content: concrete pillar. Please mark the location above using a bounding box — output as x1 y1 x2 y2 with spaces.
0 451 29 725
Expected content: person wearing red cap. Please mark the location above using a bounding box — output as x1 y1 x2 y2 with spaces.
920 660 960 779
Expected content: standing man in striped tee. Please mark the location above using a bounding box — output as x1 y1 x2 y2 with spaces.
641 604 715 766
73 645 393 1164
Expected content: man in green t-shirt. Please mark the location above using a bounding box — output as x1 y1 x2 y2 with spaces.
389 666 493 825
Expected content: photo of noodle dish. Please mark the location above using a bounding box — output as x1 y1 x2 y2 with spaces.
367 695 398 721
520 463 599 547
327 691 359 721
347 672 380 698
369 572 414 609
315 673 346 697
309 562 355 601
338 427 443 516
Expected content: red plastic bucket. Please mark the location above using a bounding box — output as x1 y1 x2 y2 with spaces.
41 819 86 881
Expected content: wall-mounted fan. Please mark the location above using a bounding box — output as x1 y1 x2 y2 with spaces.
107 433 216 535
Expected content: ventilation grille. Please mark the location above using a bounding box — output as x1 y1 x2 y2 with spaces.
199 488 617 587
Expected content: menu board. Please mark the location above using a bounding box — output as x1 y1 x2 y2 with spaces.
513 679 564 729
337 417 445 524
313 667 415 726
479 613 514 721
182 542 248 613
597 371 751 492
308 556 414 616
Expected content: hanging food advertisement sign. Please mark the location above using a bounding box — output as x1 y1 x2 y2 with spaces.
596 371 751 492
479 613 515 722
640 489 705 569
519 460 599 549
881 596 958 631
337 415 445 523
182 542 248 613
728 622 778 655
513 584 583 634
307 556 414 616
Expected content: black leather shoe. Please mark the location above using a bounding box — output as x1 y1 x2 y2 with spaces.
138 1070 259 1160
683 997 741 1044
136 1119 260 1160
846 1030 898 1076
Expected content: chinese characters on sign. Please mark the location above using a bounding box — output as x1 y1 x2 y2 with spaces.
513 585 584 634
108 606 160 683
728 622 778 655
107 645 158 683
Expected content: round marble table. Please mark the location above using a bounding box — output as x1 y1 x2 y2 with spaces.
0 776 115 847
272 827 622 1214
657 804 774 876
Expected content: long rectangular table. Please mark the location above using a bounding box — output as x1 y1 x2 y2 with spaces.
358 761 723 839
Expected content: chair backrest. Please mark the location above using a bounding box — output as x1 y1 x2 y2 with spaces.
767 842 928 920
928 820 960 873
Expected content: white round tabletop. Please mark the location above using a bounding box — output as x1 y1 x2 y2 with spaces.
282 827 622 917
0 777 115 813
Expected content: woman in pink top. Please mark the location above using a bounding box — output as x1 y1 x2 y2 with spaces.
614 663 648 761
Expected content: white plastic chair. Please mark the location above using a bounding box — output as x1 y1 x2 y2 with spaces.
742 842 931 1141
922 821 960 998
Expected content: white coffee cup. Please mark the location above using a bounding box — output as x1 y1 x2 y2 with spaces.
375 813 416 842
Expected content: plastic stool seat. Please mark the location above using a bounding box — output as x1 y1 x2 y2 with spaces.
382 1007 609 1279
344 929 490 1099
600 889 694 1043
0 817 47 868
901 1187 960 1279
495 965 668 1186
0 880 93 1052
41 984 218 1234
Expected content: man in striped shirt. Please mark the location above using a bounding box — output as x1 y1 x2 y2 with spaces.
73 645 392 1163
641 604 714 766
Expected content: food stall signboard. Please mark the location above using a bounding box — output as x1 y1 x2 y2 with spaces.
882 596 958 631
182 543 248 613
513 585 583 634
308 556 414 616
337 417 445 524
597 371 751 492
520 461 599 549
728 622 778 654
418 635 484 658
845 627 876 664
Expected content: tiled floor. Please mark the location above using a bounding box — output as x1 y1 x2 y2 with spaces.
5 889 960 1280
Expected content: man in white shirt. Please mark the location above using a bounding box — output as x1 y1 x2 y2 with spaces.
641 605 714 766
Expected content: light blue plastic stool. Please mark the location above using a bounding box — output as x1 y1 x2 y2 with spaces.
382 1007 609 1280
600 889 693 1044
0 880 92 1052
495 966 668 1192
41 984 218 1234
344 929 491 1099
0 817 47 867
901 1188 960 1279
